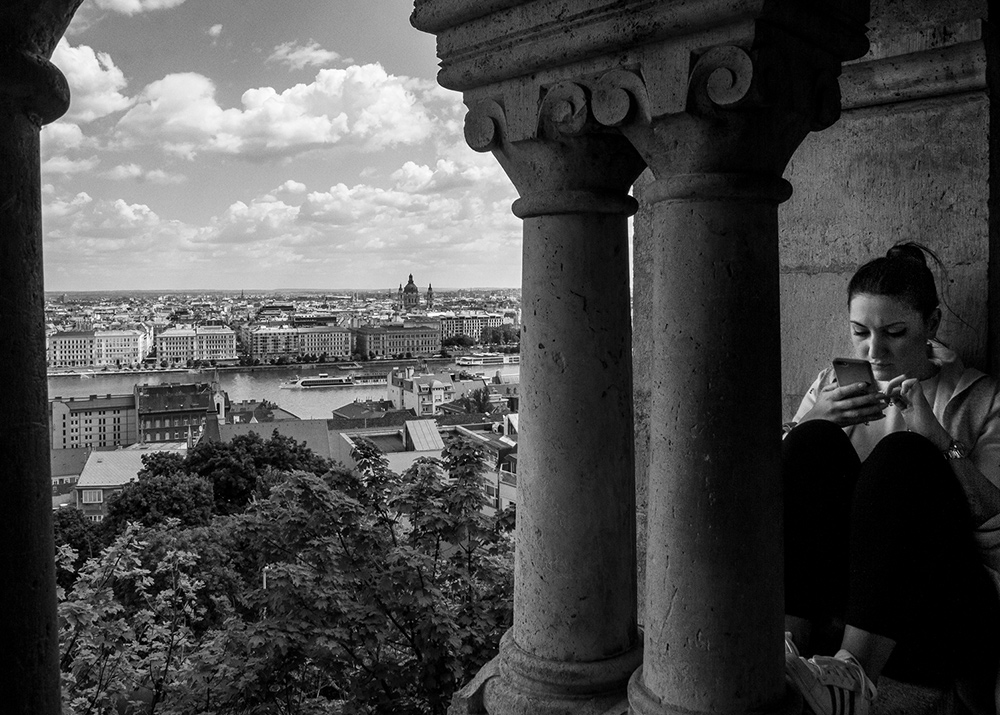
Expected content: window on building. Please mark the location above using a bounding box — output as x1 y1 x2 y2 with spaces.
81 490 103 503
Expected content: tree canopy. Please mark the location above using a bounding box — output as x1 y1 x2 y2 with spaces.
57 434 515 715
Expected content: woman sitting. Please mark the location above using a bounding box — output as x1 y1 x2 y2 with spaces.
782 243 1000 715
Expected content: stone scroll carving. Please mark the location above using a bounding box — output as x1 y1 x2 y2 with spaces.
463 69 654 153
463 98 507 152
687 45 757 113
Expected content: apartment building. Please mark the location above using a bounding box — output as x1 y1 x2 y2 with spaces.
246 324 351 360
135 382 228 443
155 326 196 364
353 325 441 358
93 328 152 367
193 324 238 363
50 393 138 449
156 325 238 365
388 370 487 416
439 313 504 341
48 331 96 367
296 325 352 359
49 329 153 368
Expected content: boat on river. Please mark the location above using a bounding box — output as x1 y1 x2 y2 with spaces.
455 353 520 367
281 373 356 389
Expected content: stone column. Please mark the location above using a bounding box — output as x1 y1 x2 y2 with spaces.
0 4 81 712
619 32 854 715
458 84 645 714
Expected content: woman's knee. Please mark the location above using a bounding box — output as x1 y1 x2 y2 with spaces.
783 419 855 466
858 431 959 506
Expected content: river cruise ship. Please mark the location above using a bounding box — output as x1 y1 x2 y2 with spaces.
282 372 389 388
455 353 520 367
281 373 355 389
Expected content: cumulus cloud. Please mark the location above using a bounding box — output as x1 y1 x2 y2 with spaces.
40 142 521 289
208 24 223 38
42 155 101 175
115 63 445 158
41 122 87 154
268 40 341 70
93 0 188 15
103 163 186 184
52 39 131 123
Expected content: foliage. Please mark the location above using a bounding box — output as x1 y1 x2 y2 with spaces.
441 334 475 348
104 469 214 535
454 387 494 414
53 507 103 589
480 325 519 345
177 430 332 515
59 523 209 715
58 435 514 715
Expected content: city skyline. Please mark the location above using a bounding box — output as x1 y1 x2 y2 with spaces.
41 0 523 292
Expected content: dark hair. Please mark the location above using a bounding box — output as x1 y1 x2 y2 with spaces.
847 242 941 319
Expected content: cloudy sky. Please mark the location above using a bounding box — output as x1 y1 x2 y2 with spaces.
42 0 521 291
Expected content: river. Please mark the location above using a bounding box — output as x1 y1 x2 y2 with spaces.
48 363 519 420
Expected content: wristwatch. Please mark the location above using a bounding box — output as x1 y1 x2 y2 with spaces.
942 440 968 460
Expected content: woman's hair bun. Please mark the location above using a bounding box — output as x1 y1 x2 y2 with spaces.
886 242 930 267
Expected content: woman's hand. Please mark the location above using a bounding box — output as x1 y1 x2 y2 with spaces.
799 381 888 427
884 375 952 450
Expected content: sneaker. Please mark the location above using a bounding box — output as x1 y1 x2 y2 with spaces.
785 649 877 715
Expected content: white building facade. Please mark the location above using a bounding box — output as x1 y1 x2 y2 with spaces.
439 313 504 341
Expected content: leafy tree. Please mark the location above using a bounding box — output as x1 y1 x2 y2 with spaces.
455 387 494 414
58 436 514 715
442 334 475 348
59 524 209 715
104 471 214 535
500 324 519 344
53 508 102 588
182 430 332 515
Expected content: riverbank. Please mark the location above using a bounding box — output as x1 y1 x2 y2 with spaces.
47 355 459 379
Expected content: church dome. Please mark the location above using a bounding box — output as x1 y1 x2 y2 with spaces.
403 274 419 293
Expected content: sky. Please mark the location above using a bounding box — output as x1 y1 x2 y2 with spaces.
41 0 522 292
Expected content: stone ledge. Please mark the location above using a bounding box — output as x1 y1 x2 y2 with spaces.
841 38 985 110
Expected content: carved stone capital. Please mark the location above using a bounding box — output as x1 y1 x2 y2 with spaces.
445 1 867 185
606 23 845 181
0 0 84 125
464 81 645 218
0 49 71 125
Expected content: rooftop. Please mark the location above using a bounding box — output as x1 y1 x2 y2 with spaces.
76 443 188 488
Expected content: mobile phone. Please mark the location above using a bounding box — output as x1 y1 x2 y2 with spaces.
832 358 877 392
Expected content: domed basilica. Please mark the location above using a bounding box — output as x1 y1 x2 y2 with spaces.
397 274 434 310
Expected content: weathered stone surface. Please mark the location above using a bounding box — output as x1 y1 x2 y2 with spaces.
0 2 82 714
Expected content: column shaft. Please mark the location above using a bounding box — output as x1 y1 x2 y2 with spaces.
482 206 642 715
631 177 788 714
517 212 637 659
0 105 61 715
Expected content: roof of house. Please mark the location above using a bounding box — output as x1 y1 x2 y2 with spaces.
51 394 135 411
135 382 218 414
51 448 92 478
228 400 300 424
76 444 188 489
332 399 397 420
217 419 335 460
405 420 445 452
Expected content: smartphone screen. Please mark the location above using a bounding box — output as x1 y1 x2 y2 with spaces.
832 358 877 392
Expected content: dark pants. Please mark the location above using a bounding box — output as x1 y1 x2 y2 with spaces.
783 420 1000 685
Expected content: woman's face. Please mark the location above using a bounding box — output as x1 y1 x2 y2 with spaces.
848 293 940 381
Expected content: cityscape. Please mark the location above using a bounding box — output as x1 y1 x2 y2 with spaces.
47 274 523 506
